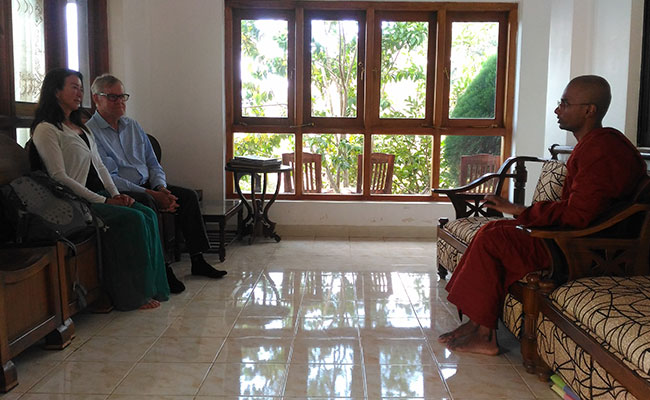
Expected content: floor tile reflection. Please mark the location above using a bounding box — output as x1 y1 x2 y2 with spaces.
198 363 288 396
284 363 365 398
6 238 549 399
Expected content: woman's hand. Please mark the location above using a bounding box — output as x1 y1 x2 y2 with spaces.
105 194 135 207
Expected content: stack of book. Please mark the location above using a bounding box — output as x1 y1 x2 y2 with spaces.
550 374 579 400
227 155 281 169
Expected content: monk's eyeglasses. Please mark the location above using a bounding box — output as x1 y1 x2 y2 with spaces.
557 99 591 109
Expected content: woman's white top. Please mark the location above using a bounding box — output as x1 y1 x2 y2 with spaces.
32 121 120 203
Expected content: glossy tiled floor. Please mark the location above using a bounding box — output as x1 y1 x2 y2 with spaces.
1 237 557 399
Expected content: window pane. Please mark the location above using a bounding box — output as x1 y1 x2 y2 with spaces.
240 19 288 118
66 0 91 107
302 133 363 194
12 0 45 103
16 128 30 147
380 21 428 119
449 22 498 119
439 135 502 192
233 132 294 193
370 135 432 195
311 20 358 118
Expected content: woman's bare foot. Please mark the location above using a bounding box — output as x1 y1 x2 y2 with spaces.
139 299 160 310
438 321 479 344
446 325 499 356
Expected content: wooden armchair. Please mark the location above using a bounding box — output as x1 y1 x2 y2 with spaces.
434 146 568 349
357 152 395 194
281 152 322 193
516 175 650 399
434 150 565 280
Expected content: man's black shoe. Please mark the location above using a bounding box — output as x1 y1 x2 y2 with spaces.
166 266 186 293
191 259 227 279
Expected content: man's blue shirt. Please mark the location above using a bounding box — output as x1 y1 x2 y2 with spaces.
86 111 166 193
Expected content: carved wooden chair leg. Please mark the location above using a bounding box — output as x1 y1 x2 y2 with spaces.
438 265 448 280
521 273 541 374
535 279 557 382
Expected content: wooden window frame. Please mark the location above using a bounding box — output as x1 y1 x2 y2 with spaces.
0 0 108 139
225 1 517 202
303 9 366 129
370 10 436 129
638 0 650 147
233 8 295 127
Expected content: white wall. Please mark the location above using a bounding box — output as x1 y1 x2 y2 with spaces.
108 0 225 212
107 0 645 237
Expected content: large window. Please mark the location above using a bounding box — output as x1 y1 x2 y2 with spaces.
0 0 108 145
225 1 517 201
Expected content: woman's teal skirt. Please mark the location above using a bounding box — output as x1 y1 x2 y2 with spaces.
91 201 169 310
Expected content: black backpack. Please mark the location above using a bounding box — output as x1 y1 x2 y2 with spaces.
0 171 99 245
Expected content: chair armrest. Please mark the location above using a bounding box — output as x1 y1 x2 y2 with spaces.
517 203 650 239
435 155 546 219
517 202 650 281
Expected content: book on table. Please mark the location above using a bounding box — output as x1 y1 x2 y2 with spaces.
228 155 281 168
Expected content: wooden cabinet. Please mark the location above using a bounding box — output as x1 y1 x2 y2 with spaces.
0 247 67 392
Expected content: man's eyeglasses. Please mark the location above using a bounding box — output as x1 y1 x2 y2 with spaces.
557 99 591 109
98 93 130 102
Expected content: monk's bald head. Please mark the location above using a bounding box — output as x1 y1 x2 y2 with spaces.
566 75 611 121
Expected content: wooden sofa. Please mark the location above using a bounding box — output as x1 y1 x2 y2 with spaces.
0 135 104 392
518 175 650 400
435 144 650 399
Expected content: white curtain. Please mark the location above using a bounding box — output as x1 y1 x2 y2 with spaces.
12 0 45 103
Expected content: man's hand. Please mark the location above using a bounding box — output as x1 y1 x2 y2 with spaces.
106 194 135 207
483 194 526 216
146 188 179 213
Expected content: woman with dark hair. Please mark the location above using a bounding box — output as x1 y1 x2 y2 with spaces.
31 68 169 310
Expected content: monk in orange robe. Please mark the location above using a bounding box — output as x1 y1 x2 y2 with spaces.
439 75 647 355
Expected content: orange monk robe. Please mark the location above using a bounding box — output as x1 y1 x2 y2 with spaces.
445 128 646 329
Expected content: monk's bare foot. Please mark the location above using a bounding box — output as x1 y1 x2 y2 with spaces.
139 299 160 310
446 325 499 356
438 321 478 344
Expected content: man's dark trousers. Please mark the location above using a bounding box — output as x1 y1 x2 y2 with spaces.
125 184 210 256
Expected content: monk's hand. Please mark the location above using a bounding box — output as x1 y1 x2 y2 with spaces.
483 194 526 216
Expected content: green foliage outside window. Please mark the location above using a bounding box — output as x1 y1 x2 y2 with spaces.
440 54 501 188
236 19 500 194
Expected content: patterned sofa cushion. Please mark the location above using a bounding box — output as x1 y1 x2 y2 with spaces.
502 293 523 338
441 216 509 244
549 276 650 376
532 160 567 203
537 314 646 400
436 238 462 273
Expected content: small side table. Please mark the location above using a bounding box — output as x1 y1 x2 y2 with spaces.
225 163 291 244
202 200 244 262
